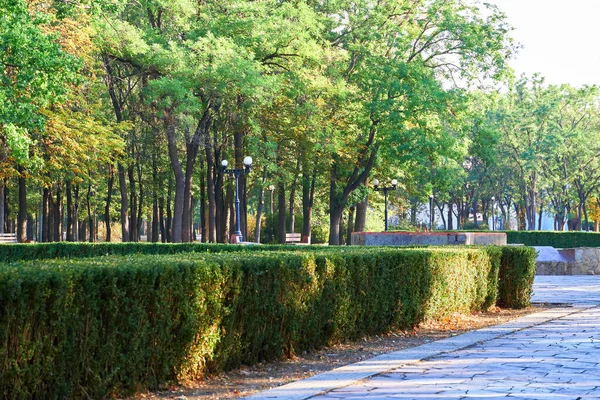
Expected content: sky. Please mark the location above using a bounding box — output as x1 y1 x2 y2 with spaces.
485 0 600 87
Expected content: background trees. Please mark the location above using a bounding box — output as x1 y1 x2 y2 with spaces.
3 0 600 243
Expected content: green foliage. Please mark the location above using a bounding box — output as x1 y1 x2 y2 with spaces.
506 231 600 248
497 246 537 308
0 244 533 398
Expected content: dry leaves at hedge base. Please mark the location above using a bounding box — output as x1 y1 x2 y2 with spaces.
133 305 548 400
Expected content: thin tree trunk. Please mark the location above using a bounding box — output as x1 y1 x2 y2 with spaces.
164 113 184 243
73 184 80 241
17 170 26 243
205 147 216 242
302 165 317 241
166 174 173 242
200 158 207 243
159 195 166 242
447 202 453 230
225 183 234 242
152 156 159 243
42 187 50 242
128 164 138 242
54 182 62 241
288 158 301 233
0 184 4 234
104 168 113 242
136 162 144 240
254 166 267 243
66 181 73 241
87 184 94 242
118 164 129 241
278 182 286 244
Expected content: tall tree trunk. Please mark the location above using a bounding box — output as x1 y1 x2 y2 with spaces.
87 184 95 242
447 202 453 230
584 201 590 232
26 213 34 241
278 182 286 244
128 164 138 242
166 174 173 242
42 187 50 242
0 184 4 234
538 201 544 230
288 158 301 233
164 113 184 243
118 164 129 242
73 184 80 241
254 166 267 243
302 165 317 240
136 162 144 240
354 196 368 233
182 142 199 242
152 156 159 243
105 167 114 242
346 206 355 245
159 195 166 242
225 184 233 242
66 181 73 241
17 170 26 243
54 182 62 241
205 147 217 242
200 158 207 243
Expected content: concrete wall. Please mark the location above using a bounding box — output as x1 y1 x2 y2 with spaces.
350 232 507 246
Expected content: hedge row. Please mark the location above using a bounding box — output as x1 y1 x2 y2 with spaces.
506 231 600 248
0 241 332 262
0 246 535 399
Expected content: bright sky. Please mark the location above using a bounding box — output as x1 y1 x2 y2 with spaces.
485 0 600 87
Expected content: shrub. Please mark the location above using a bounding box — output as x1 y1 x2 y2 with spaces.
497 246 537 308
506 231 600 248
0 246 510 398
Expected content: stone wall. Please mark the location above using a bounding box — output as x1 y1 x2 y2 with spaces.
536 247 600 275
350 231 507 246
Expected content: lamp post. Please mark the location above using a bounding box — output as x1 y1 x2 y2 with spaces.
429 194 435 231
373 179 398 231
221 156 253 243
491 196 495 231
268 184 275 215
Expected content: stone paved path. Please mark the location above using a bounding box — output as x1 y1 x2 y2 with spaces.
249 276 600 400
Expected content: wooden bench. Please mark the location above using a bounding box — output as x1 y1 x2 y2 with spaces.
285 233 310 245
0 233 17 244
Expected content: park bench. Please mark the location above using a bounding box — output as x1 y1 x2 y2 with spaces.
0 233 17 244
285 233 310 245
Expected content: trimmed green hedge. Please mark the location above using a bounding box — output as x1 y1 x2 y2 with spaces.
0 241 311 262
506 231 600 248
0 246 535 399
497 246 537 308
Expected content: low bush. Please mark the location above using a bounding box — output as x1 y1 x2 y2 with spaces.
0 245 530 399
497 246 537 308
506 230 600 248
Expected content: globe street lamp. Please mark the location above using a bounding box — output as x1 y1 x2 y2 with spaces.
491 196 496 231
373 178 398 231
222 156 253 243
429 194 435 231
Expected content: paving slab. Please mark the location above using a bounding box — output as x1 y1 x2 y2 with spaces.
247 276 600 399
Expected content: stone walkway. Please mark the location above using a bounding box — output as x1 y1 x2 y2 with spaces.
248 276 600 399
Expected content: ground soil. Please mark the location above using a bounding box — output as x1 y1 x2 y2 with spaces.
133 304 551 400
